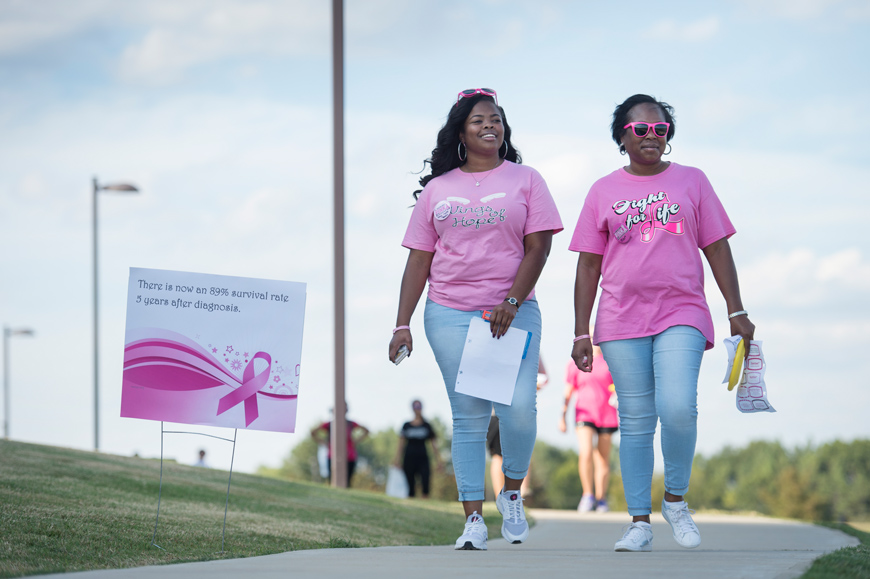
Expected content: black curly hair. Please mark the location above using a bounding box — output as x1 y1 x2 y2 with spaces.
611 94 676 154
413 94 521 200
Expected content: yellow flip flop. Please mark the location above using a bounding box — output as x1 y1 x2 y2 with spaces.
727 339 745 391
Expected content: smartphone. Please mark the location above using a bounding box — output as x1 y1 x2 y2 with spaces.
394 345 409 365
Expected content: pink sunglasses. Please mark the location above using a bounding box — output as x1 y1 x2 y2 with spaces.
623 121 670 138
457 88 498 106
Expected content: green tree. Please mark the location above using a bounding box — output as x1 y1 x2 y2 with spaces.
689 439 870 521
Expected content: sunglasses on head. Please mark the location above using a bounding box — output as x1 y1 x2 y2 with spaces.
457 88 498 106
623 121 670 138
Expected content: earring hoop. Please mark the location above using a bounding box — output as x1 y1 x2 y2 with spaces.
500 140 509 159
458 142 467 161
619 147 626 156
664 143 672 155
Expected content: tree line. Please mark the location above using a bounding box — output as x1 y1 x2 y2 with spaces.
258 423 870 522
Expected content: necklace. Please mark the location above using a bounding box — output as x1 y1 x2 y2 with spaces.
467 162 501 186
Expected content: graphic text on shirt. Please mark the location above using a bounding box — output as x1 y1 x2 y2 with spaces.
611 191 684 243
433 195 509 229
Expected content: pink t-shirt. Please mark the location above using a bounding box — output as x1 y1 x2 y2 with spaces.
403 161 563 311
565 360 618 428
568 163 735 349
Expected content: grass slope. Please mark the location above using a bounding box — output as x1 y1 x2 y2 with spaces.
802 523 870 579
0 440 497 577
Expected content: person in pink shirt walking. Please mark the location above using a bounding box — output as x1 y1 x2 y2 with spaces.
388 88 562 551
559 334 618 513
569 94 755 553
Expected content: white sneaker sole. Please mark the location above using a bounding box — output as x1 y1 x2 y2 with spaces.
614 543 652 552
454 540 487 550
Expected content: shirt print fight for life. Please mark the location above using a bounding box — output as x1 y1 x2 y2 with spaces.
568 162 735 348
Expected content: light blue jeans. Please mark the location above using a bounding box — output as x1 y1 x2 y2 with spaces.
599 325 706 516
424 298 541 502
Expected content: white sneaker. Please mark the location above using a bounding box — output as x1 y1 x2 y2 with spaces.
496 489 529 544
614 521 653 552
661 499 701 549
454 511 487 550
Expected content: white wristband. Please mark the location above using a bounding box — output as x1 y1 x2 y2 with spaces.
728 310 748 319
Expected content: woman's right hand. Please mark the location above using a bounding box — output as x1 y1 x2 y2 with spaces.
730 315 756 360
557 415 567 433
572 339 593 373
389 329 412 363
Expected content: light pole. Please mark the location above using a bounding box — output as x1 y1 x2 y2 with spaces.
93 177 139 451
331 0 348 488
3 326 35 439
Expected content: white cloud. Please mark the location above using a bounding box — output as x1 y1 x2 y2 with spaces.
0 1 329 84
0 0 109 56
744 0 839 19
683 16 721 41
116 1 328 85
738 0 870 20
739 247 870 308
645 16 720 42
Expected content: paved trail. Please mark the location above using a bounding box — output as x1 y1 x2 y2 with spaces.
35 510 857 579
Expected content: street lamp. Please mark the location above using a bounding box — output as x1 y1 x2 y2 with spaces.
3 326 35 439
93 177 139 452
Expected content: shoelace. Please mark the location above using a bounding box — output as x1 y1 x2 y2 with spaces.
465 518 486 538
621 522 649 540
503 495 525 523
669 506 698 534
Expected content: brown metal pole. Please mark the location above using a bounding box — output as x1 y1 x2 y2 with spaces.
330 0 348 489
93 177 100 452
3 327 10 440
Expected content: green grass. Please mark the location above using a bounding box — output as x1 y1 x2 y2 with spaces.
0 440 500 578
802 523 870 579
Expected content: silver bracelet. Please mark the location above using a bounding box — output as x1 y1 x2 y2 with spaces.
728 310 748 319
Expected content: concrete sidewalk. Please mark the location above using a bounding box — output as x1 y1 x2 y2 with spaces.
35 510 858 579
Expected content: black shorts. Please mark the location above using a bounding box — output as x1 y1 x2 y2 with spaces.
579 421 618 435
486 415 502 457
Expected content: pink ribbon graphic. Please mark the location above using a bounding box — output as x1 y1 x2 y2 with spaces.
639 212 684 242
123 330 294 428
216 352 271 426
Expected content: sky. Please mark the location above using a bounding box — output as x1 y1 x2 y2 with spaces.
1 0 869 476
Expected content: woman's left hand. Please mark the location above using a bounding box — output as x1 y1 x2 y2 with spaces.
489 301 518 338
730 315 756 360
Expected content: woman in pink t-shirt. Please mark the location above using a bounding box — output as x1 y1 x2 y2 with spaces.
559 336 618 514
569 94 755 553
388 88 562 551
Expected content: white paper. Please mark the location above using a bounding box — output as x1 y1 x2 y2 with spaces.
722 337 775 414
455 317 531 405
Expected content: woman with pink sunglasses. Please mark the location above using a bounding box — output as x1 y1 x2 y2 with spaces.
389 88 562 550
570 94 755 552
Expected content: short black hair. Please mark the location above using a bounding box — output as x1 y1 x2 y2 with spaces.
611 94 676 153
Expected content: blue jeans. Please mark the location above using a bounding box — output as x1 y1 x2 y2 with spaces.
424 298 541 502
599 325 706 516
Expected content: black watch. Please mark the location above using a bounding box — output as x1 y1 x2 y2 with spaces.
504 297 519 308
